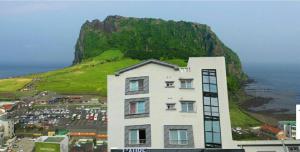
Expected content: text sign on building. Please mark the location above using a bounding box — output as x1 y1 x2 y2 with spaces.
297 105 300 139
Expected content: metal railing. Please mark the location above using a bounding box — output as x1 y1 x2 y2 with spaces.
179 67 191 72
129 139 146 144
169 140 188 145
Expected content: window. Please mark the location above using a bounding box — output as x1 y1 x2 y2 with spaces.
129 129 146 144
288 146 300 152
181 101 194 112
202 70 218 93
165 81 175 88
125 97 149 119
129 101 145 114
204 120 221 147
129 79 144 91
125 76 149 95
125 124 151 147
180 79 193 89
169 129 188 145
203 96 219 117
166 103 176 110
202 69 222 148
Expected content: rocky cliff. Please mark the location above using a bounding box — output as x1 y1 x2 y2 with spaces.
73 15 247 89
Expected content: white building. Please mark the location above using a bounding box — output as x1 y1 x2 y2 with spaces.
0 113 14 139
107 57 300 152
278 121 296 139
35 136 69 152
108 57 238 151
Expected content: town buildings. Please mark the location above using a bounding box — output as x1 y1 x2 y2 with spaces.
278 121 296 139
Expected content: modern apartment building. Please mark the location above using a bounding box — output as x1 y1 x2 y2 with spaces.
108 57 241 151
107 57 300 152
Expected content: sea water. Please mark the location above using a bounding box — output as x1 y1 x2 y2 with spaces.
244 63 300 114
0 63 68 79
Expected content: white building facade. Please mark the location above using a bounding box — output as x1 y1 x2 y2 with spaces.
0 114 14 139
108 57 238 151
278 121 297 139
107 57 300 152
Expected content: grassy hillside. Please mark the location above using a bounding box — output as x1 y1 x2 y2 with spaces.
0 50 138 96
0 50 259 127
30 51 188 95
32 50 139 96
0 78 31 92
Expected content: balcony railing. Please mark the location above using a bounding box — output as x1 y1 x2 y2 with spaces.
129 139 146 144
169 140 188 145
179 67 191 72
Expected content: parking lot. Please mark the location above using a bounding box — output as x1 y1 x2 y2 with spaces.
56 109 107 134
11 138 35 152
15 106 107 136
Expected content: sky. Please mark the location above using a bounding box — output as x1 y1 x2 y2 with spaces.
0 1 300 67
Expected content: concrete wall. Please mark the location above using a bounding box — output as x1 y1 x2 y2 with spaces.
235 140 300 152
108 57 236 150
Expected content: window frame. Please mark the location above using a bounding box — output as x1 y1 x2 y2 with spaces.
168 129 188 145
125 97 149 119
125 76 149 95
202 69 222 148
129 101 146 114
129 80 139 92
125 124 151 147
202 70 218 94
129 129 146 145
164 125 194 148
129 129 139 144
180 101 195 113
179 79 194 89
166 103 176 110
165 81 175 88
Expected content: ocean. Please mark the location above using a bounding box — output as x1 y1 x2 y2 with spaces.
0 63 69 79
244 63 300 114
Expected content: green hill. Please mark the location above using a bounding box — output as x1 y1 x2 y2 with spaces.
74 15 247 92
34 50 138 96
0 50 185 96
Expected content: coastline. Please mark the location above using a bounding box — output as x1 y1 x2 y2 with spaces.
239 79 296 126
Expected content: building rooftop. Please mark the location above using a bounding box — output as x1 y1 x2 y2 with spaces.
44 137 65 143
261 124 282 134
115 59 179 76
2 104 13 111
278 121 296 126
235 140 300 146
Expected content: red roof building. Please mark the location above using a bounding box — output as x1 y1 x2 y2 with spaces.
2 104 13 111
260 124 286 140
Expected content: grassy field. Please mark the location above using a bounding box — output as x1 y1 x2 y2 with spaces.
28 50 140 96
229 91 261 127
229 101 260 127
0 78 32 92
